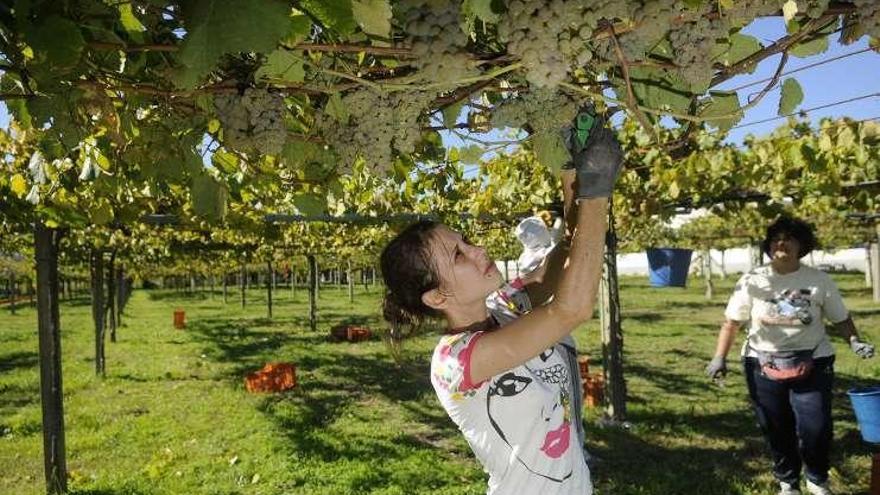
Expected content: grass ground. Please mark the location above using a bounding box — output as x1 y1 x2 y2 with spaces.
0 273 878 495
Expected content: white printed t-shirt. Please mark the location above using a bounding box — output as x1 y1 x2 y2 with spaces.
724 265 849 358
430 280 591 495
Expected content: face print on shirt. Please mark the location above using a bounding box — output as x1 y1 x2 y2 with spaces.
485 346 574 483
759 288 815 326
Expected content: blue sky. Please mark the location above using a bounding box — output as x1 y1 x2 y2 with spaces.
720 17 879 144
1 17 877 159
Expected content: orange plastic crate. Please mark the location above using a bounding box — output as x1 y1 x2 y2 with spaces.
245 363 297 393
582 373 604 408
173 309 185 329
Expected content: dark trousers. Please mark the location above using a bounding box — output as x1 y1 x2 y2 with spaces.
743 356 835 486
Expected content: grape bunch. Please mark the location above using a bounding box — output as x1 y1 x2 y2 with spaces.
595 1 671 63
318 89 434 173
853 0 880 39
491 88 580 134
498 0 600 88
398 0 473 84
725 0 789 28
667 16 729 90
796 0 831 19
213 88 287 156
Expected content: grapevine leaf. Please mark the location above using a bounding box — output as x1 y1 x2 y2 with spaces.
699 91 742 133
627 67 692 120
351 0 392 38
6 98 32 129
175 0 290 88
212 149 239 173
789 35 829 58
668 180 680 199
192 174 228 222
117 3 147 43
294 193 326 215
442 100 465 129
207 118 221 134
325 93 349 123
282 140 332 171
462 0 499 23
459 145 484 165
721 34 762 68
10 173 27 197
285 12 313 45
299 0 357 36
532 132 570 172
90 199 114 226
778 78 804 116
24 16 85 70
256 50 305 81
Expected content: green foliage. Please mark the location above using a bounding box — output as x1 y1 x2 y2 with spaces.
778 78 804 116
300 0 357 35
531 132 570 172
719 33 763 68
256 50 306 81
351 0 393 38
699 91 743 132
192 174 229 223
23 15 85 70
175 0 291 88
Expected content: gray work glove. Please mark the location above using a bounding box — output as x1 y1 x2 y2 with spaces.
705 356 728 380
850 337 875 359
563 109 624 199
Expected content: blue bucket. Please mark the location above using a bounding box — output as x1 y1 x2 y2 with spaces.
646 248 693 288
847 386 880 444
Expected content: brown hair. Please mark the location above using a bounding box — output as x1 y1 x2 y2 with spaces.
380 221 443 343
761 216 818 258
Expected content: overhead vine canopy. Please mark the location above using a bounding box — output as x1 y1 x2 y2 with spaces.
0 0 878 227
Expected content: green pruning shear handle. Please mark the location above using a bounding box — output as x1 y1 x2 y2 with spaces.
574 112 596 150
561 106 601 170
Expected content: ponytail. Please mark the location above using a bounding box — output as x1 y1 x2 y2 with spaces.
379 221 442 352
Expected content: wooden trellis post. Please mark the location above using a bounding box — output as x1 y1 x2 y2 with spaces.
90 248 106 377
240 264 246 308
347 259 354 304
266 260 273 319
600 211 626 422
703 249 714 300
34 223 67 495
308 254 317 331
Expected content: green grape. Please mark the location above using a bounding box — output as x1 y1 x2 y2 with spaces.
491 88 580 136
317 89 435 173
668 16 728 90
853 0 880 39
214 89 286 156
399 0 474 84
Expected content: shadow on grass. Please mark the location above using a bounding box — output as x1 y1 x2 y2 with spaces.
589 413 768 494
623 311 664 323
0 351 38 373
69 487 152 495
851 308 880 317
665 300 724 310
588 369 876 494
184 314 465 492
0 381 40 416
145 290 209 302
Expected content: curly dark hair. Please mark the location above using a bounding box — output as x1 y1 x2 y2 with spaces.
379 221 443 340
761 216 818 258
